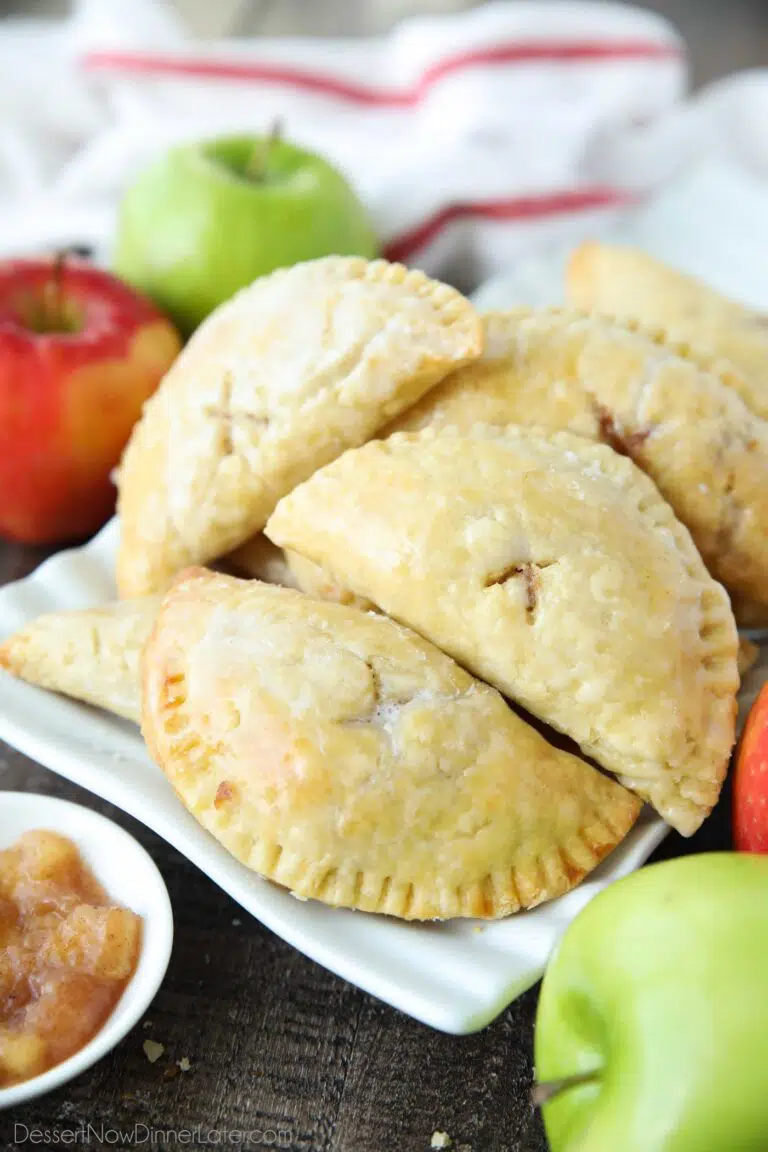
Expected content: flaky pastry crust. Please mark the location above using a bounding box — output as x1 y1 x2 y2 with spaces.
568 242 768 421
141 569 640 919
0 598 158 721
117 257 482 597
268 428 739 835
391 308 768 618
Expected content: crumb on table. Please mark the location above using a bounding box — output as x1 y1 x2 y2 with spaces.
143 1039 165 1064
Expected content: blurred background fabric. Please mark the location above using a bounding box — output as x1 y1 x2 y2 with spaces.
3 0 767 86
0 0 767 291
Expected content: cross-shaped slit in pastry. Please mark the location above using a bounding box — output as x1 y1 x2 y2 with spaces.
338 655 457 738
483 560 555 623
204 377 271 459
116 257 484 599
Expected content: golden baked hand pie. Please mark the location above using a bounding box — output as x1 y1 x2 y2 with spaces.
141 568 641 920
267 429 739 836
0 599 158 722
390 309 768 620
116 256 483 598
388 312 602 438
568 242 768 420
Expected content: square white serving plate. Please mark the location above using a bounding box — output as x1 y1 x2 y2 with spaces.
0 521 668 1034
2 157 766 1033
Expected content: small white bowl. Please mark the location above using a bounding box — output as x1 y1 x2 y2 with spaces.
0 791 174 1109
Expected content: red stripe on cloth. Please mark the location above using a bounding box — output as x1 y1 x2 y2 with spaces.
383 189 639 263
82 40 682 108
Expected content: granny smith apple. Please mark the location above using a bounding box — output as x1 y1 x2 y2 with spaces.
114 132 379 334
534 854 768 1152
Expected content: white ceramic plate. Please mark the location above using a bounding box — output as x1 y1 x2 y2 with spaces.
0 791 173 1109
0 521 668 1034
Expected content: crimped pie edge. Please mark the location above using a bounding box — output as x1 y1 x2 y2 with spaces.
116 256 484 599
140 568 641 921
267 427 739 835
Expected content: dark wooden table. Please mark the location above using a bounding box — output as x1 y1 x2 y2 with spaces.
2 3 767 1149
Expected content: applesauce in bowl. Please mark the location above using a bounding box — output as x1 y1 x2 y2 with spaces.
0 829 142 1087
0 793 173 1109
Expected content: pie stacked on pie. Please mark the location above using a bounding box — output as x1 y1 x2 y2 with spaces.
1 252 749 919
389 308 768 623
142 568 641 919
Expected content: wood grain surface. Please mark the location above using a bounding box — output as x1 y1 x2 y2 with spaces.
0 2 763 1148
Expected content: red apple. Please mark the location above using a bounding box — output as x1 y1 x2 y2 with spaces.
0 256 181 545
734 681 768 852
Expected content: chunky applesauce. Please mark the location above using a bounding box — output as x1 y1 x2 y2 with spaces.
0 830 142 1087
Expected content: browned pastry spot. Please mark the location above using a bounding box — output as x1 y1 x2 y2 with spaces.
141 570 645 918
162 671 186 707
214 781 237 809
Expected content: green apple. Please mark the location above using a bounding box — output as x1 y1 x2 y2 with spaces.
534 853 768 1152
114 132 379 334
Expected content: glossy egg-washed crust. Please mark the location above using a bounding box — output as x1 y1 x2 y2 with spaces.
141 569 641 920
389 308 768 619
116 257 483 598
267 429 739 836
0 598 159 722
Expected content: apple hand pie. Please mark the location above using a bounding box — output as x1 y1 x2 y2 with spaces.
567 242 768 421
116 256 482 598
267 428 739 836
141 568 641 920
0 598 158 722
390 308 768 621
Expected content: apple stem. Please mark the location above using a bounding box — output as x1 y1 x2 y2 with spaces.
531 1070 601 1109
44 251 67 331
246 118 284 183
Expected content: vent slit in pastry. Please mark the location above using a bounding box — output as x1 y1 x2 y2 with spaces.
266 428 739 836
483 559 555 623
116 256 483 598
592 403 653 462
388 307 768 621
140 568 641 920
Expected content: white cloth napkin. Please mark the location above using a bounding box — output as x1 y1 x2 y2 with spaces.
2 0 768 289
